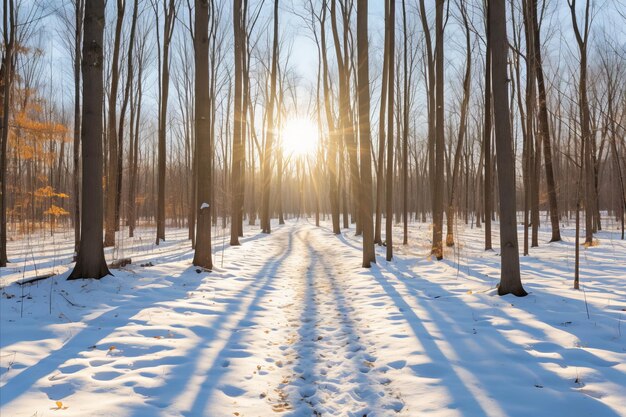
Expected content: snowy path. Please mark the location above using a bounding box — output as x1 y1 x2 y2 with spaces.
178 225 405 416
2 220 626 417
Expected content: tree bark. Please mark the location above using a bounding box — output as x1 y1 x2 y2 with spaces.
401 0 409 246
445 1 471 248
230 0 244 245
69 0 111 280
104 0 125 248
483 2 493 251
0 0 14 267
385 0 395 262
374 0 389 245
418 0 435 234
192 0 213 269
319 0 340 234
431 0 445 260
568 0 594 245
357 0 375 266
115 0 139 235
261 0 279 234
490 0 526 297
72 0 84 257
156 0 176 245
531 0 561 242
330 0 360 235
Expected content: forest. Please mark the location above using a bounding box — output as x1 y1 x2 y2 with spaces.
1 0 625 416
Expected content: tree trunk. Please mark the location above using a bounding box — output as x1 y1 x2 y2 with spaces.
230 0 244 245
115 0 139 235
330 0 360 236
319 0 340 234
357 0 375 266
568 0 594 245
418 0 436 238
445 1 471 248
128 37 144 238
72 0 84 257
385 0 395 262
532 0 561 242
431 0 445 260
0 0 14 267
483 4 493 251
192 0 213 270
374 0 389 246
156 0 176 245
104 0 125 248
69 0 111 280
401 0 409 246
261 0 279 234
490 0 526 297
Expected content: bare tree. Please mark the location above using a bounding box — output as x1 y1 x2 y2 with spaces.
127 18 149 238
104 0 126 248
115 0 139 235
431 0 445 260
357 0 375 266
319 0 341 234
445 0 471 248
374 0 389 246
418 0 435 238
489 0 526 297
401 0 409 246
483 1 493 251
0 0 15 267
531 0 561 242
600 46 626 239
192 0 213 269
230 0 245 245
69 0 111 279
568 0 595 245
56 0 85 257
155 0 176 245
385 0 395 262
261 0 279 234
330 0 360 235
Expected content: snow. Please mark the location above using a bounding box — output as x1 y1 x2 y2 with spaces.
1 219 625 417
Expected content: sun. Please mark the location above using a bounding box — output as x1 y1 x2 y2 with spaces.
280 117 319 158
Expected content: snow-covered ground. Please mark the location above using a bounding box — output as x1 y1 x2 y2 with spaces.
1 218 625 417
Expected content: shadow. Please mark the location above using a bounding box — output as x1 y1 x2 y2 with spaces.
146 232 294 417
0 227 286 411
366 253 625 417
0 263 208 407
364 261 491 415
335 231 361 252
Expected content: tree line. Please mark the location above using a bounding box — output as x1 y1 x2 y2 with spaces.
0 0 624 296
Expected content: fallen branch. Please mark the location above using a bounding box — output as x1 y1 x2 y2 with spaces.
17 273 56 286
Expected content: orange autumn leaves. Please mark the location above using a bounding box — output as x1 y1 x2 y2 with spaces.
11 108 69 162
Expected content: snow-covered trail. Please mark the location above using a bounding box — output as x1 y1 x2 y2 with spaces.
2 219 626 417
188 224 406 417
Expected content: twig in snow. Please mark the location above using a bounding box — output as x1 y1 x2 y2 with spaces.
59 292 85 308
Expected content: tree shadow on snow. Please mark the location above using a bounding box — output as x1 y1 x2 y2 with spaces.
125 232 295 417
348 245 625 416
